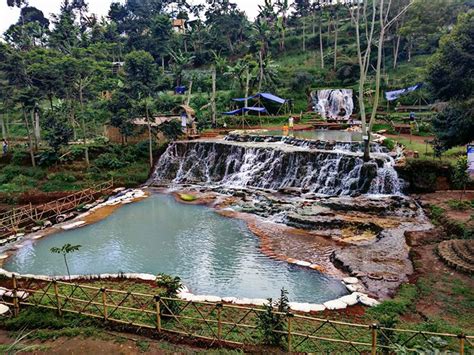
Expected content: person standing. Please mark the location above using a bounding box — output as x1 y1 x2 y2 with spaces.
2 139 8 156
181 112 187 134
288 116 294 132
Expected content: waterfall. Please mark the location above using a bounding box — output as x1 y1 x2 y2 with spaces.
151 140 402 196
312 89 354 120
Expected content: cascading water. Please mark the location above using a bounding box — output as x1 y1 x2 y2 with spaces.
150 138 402 196
311 89 354 120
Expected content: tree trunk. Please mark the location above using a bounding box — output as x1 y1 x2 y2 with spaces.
211 66 217 127
0 115 6 139
366 0 387 161
333 12 339 70
64 255 71 279
161 57 165 70
79 86 90 167
302 16 306 52
23 109 36 167
146 101 153 168
319 17 324 69
258 50 264 92
244 67 250 116
186 79 193 106
408 38 412 62
31 111 38 151
34 108 41 146
393 34 401 69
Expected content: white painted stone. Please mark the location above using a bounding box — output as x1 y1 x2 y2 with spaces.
346 284 364 293
61 221 85 230
343 277 359 285
33 235 44 240
5 290 29 300
249 298 269 306
295 260 312 267
113 187 126 193
203 295 222 303
323 299 347 310
309 304 326 312
357 295 380 307
234 298 252 305
0 254 8 260
0 304 9 315
338 293 360 306
289 302 312 312
179 293 194 301
222 297 237 303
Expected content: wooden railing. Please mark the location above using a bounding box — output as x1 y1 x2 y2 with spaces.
0 275 472 354
0 180 114 239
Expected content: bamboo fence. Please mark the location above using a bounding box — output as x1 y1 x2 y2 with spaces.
0 180 114 239
0 275 472 353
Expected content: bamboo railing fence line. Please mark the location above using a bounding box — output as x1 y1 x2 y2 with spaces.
0 275 472 354
0 180 114 239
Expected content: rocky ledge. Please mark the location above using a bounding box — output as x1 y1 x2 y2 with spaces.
168 186 433 299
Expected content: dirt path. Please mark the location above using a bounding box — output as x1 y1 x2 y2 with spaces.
0 329 202 354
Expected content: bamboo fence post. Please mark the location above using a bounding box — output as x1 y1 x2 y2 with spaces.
371 323 378 355
11 274 19 317
53 280 62 316
217 303 223 342
155 296 161 332
287 312 294 353
101 288 108 321
459 333 465 355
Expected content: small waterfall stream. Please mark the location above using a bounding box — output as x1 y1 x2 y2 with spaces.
151 138 402 196
312 89 354 120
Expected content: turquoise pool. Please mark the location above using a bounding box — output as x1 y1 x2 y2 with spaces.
5 194 347 303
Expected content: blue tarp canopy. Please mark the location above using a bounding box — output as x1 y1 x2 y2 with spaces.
385 83 423 101
222 107 268 115
232 92 287 105
175 86 187 94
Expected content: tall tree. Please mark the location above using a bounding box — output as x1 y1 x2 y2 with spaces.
124 50 159 167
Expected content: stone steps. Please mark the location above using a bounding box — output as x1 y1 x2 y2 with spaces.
437 239 474 275
452 240 474 265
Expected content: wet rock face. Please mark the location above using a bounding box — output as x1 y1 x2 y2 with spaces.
151 140 400 195
225 133 388 153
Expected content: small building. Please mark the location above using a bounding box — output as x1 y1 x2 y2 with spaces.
172 19 186 34
105 105 197 144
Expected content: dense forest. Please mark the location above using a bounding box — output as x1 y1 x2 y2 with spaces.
0 0 473 192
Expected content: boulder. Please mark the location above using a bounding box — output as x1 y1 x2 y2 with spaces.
343 277 359 285
0 304 9 315
323 299 348 310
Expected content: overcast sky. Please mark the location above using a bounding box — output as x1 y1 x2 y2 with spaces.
0 0 272 35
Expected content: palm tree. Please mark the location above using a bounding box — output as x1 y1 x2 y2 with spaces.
168 49 195 87
50 243 81 279
276 0 289 52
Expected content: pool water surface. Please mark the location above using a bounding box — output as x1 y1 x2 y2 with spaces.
5 194 348 303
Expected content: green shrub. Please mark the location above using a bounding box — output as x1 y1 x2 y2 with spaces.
156 274 182 318
94 152 127 169
383 138 396 151
447 199 472 211
11 150 30 165
257 288 289 348
429 205 446 224
368 284 418 320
